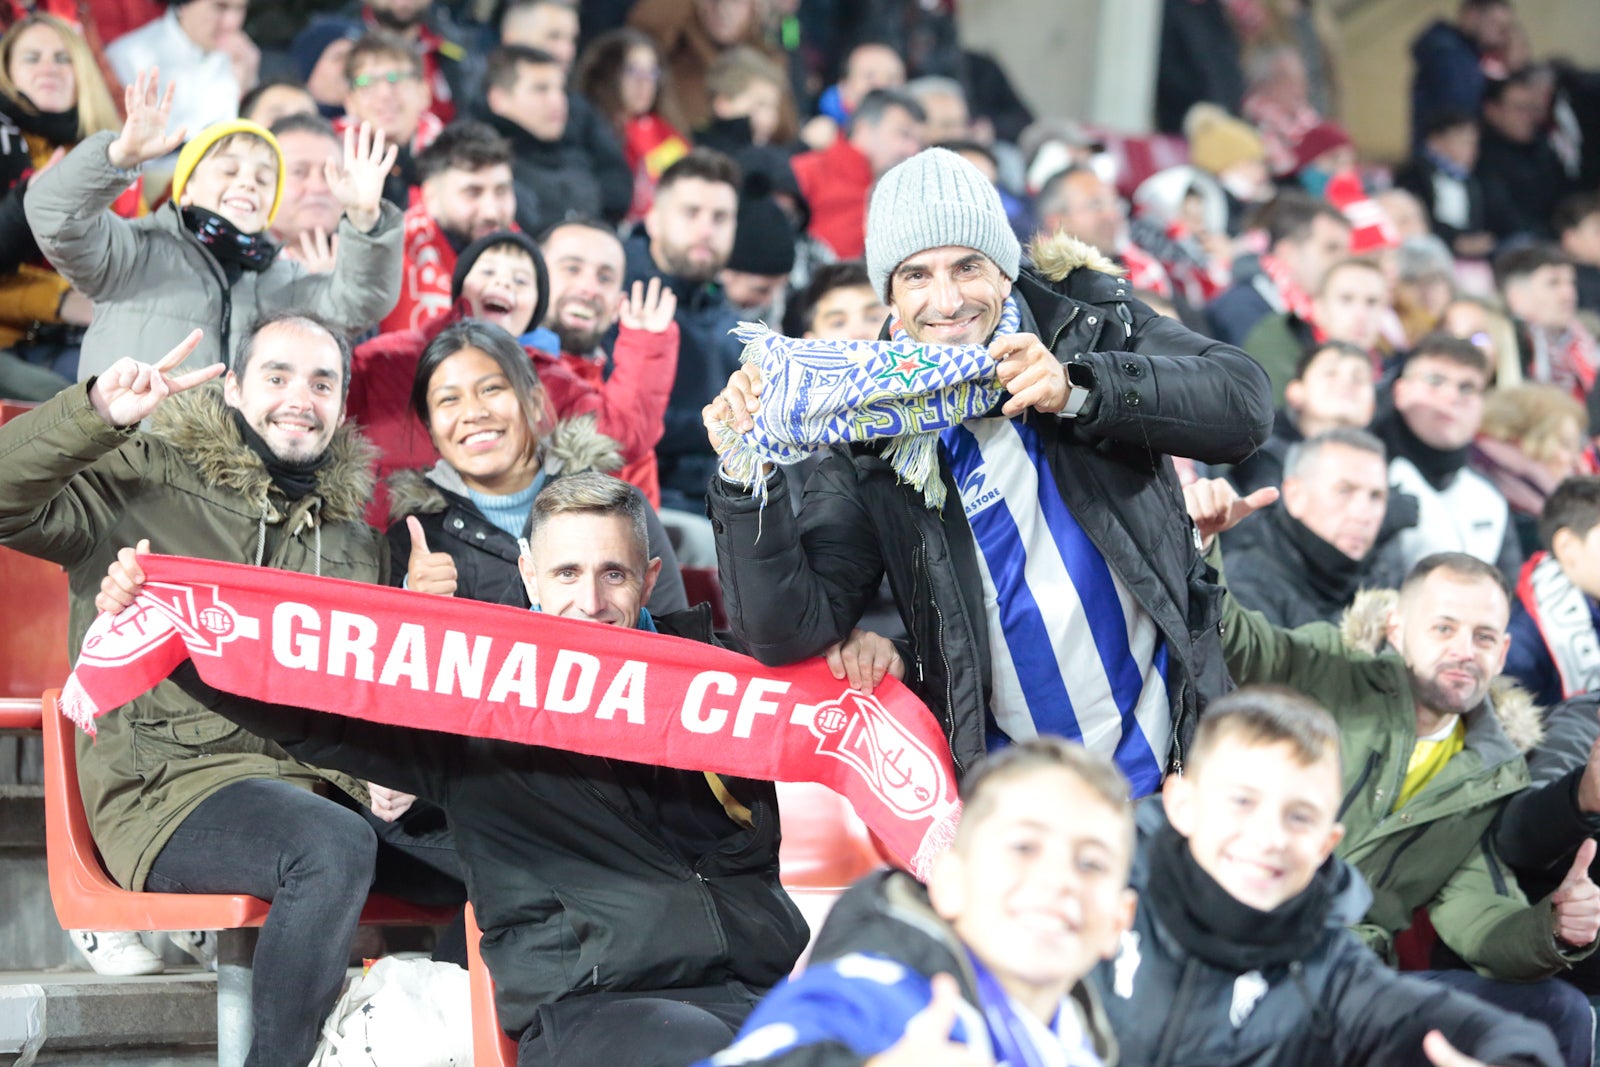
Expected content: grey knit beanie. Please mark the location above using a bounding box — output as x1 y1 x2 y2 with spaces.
865 147 1022 299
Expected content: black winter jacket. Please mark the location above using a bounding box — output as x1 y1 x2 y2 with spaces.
167 604 807 1039
708 235 1275 775
1224 504 1371 629
1090 806 1562 1067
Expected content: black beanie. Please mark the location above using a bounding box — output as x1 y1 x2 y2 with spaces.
727 193 797 277
450 230 550 334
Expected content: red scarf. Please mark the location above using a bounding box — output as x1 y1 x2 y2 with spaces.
62 556 962 876
1258 253 1315 323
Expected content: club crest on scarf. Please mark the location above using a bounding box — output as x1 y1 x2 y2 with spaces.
716 297 1022 509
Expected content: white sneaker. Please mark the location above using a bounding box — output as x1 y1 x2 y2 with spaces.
70 930 164 976
169 930 219 972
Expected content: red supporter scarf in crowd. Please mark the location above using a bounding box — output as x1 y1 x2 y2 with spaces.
1258 253 1315 323
61 556 962 877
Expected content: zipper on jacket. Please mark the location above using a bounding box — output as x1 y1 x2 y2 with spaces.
1373 826 1429 889
1049 305 1082 352
1152 957 1199 1067
1338 751 1382 820
916 528 962 775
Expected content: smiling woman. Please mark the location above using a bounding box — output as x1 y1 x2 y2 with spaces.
382 320 689 615
0 14 137 394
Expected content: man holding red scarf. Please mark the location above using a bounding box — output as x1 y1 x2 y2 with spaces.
100 471 907 1067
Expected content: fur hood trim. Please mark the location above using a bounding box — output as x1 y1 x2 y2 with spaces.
148 384 377 524
1338 588 1543 752
1027 231 1124 284
385 414 623 523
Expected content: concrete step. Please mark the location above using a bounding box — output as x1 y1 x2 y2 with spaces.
0 970 216 1062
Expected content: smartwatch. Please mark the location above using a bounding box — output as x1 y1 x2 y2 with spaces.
1060 361 1095 419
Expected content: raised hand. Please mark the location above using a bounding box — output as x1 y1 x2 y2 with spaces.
107 68 185 171
325 121 397 234
1183 478 1278 551
865 973 984 1067
95 538 151 615
289 228 339 274
702 364 764 449
88 330 222 428
618 278 676 333
405 516 458 597
1551 838 1600 949
823 629 906 696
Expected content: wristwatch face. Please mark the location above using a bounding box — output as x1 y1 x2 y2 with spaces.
1066 361 1095 390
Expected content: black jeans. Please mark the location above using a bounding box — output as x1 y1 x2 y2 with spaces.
516 983 762 1067
146 778 466 1067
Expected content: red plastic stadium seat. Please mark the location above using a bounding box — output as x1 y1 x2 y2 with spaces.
465 903 519 1067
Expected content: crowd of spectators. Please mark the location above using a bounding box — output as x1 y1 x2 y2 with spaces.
7 0 1600 1063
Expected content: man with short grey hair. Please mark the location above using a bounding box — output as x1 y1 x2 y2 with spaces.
706 146 1273 794
1225 427 1392 627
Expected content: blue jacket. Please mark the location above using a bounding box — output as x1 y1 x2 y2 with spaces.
698 870 1116 1066
1411 21 1486 149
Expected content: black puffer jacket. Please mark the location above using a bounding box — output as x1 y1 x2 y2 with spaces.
384 417 689 615
1090 805 1562 1067
708 234 1275 775
167 603 807 1039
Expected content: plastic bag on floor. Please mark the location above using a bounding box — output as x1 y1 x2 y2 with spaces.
310 956 471 1066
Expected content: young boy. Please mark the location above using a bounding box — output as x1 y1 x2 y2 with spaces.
24 68 402 381
700 738 1134 1067
701 46 789 152
1506 476 1600 705
1094 686 1562 1067
1230 338 1376 496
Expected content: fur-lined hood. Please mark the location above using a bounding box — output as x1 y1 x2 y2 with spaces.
385 413 623 523
1340 588 1543 753
148 383 378 525
1027 230 1124 285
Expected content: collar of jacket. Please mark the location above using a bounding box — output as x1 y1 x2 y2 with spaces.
622 229 723 311
1012 232 1133 354
148 383 377 524
481 108 563 156
384 413 623 523
1264 503 1371 607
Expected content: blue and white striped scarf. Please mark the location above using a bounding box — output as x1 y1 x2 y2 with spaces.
716 298 1020 508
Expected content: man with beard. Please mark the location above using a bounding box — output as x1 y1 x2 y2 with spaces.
0 314 464 1067
541 219 676 505
623 148 741 522
380 120 517 333
1188 478 1600 1067
349 0 483 125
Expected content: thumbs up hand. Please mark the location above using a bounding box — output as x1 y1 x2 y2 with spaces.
405 516 458 597
1551 838 1600 949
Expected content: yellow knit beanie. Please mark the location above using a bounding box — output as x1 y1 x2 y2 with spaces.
170 119 285 227
1184 103 1266 177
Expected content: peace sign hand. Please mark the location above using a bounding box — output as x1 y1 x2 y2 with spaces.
88 330 224 427
107 68 185 171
